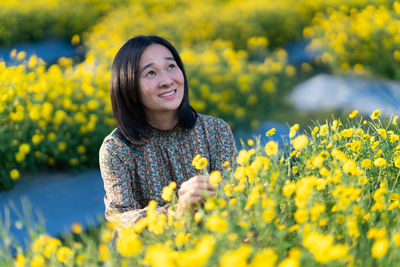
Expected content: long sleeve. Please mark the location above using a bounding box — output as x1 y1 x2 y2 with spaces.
211 118 238 172
99 136 146 228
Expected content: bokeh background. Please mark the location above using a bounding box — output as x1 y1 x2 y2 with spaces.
1 0 400 261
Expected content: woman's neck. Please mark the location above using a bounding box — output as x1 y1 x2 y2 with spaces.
145 111 178 130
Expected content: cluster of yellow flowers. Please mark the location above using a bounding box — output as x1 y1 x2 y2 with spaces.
6 0 395 187
0 0 124 46
0 52 114 189
306 1 400 80
8 109 400 266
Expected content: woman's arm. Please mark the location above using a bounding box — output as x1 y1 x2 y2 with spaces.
99 137 146 228
214 118 238 171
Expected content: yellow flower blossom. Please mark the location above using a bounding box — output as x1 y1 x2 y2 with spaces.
370 109 381 120
373 158 386 167
320 124 329 136
291 135 308 151
117 228 143 257
265 128 276 136
162 181 177 202
206 215 228 233
71 222 83 234
192 154 208 170
372 238 389 259
264 141 278 156
349 109 358 118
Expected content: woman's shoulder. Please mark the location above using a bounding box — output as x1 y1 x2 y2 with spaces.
196 113 232 131
100 128 136 156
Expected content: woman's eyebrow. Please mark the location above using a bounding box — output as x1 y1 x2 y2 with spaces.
140 57 176 74
140 63 153 75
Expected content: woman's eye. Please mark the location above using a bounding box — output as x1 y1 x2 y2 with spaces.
168 64 176 70
145 71 156 77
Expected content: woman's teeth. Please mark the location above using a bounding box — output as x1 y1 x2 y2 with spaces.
160 90 175 97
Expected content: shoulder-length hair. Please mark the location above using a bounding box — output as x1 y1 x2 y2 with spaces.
110 35 197 144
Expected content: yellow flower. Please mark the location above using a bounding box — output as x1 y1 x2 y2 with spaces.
209 171 222 186
349 110 358 118
283 182 296 197
390 134 399 143
14 254 25 267
395 157 400 168
10 169 20 180
236 149 255 165
162 181 177 202
370 109 381 120
98 244 111 262
278 257 299 267
289 124 299 138
340 128 354 138
311 204 325 222
311 126 319 136
361 159 371 169
266 128 276 136
320 124 329 136
372 238 389 259
245 184 262 210
393 115 398 125
377 129 387 139
373 158 386 167
144 244 174 267
220 245 251 267
206 215 228 233
71 222 83 234
264 141 278 156
393 233 400 247
117 228 143 257
249 248 277 267
262 208 276 223
294 209 308 224
342 159 357 175
56 246 73 263
58 141 67 152
30 255 45 267
192 154 208 170
292 166 298 174
175 232 191 248
291 135 308 151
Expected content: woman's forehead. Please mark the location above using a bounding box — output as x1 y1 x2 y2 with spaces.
139 44 174 66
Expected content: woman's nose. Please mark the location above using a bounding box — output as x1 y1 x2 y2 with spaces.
158 71 174 88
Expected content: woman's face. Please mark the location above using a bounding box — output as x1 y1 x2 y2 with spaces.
138 43 184 120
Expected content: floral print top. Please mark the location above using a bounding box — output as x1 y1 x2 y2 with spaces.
99 113 237 227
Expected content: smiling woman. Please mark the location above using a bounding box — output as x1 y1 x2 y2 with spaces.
99 35 237 228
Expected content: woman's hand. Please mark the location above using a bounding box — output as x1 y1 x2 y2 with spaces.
175 175 214 216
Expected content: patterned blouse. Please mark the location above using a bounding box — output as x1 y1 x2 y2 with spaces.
99 113 237 227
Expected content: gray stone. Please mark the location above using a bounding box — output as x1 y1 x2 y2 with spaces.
288 74 400 116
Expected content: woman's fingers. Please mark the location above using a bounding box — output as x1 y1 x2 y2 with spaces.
178 183 213 197
177 175 216 213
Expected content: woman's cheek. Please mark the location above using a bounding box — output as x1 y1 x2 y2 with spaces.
175 70 185 83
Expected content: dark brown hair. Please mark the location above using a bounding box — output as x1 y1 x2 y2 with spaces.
110 35 197 144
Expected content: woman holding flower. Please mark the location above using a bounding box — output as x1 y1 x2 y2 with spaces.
99 35 237 228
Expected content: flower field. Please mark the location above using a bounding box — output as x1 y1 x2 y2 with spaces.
3 0 400 265
5 110 400 266
306 2 400 80
4 0 400 188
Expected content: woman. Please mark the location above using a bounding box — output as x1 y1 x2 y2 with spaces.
99 35 237 228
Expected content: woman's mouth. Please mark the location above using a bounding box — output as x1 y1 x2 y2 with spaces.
159 90 177 98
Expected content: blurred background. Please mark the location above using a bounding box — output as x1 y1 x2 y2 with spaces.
1 0 400 249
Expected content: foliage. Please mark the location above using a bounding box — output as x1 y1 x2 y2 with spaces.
306 2 400 80
0 0 127 46
4 111 400 265
0 54 113 189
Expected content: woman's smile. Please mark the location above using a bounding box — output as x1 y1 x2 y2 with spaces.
138 43 185 123
159 89 177 99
